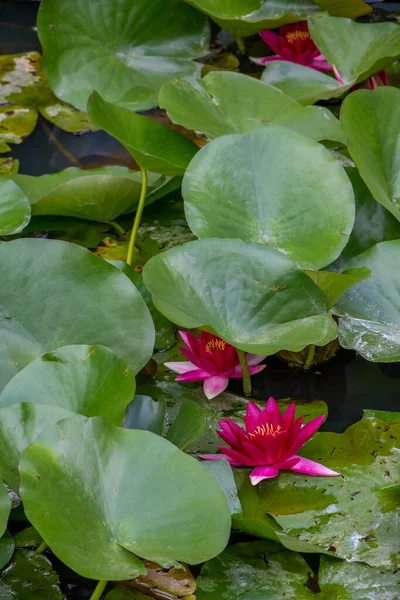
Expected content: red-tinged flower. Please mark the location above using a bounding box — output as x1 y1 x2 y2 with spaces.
164 331 266 400
200 397 340 485
333 66 388 90
252 21 332 72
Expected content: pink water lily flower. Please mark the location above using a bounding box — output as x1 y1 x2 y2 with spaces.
200 397 340 485
252 21 332 72
164 331 266 400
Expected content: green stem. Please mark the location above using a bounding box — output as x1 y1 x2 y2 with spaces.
89 581 108 600
237 349 252 397
36 541 48 554
126 167 147 267
101 220 126 237
304 345 316 370
235 36 246 54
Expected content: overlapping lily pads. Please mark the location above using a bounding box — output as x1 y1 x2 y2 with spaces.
341 87 400 222
333 240 400 362
38 0 210 112
0 345 135 425
0 238 154 391
182 128 354 269
0 550 63 599
19 415 231 579
0 179 30 236
160 71 345 143
143 239 337 355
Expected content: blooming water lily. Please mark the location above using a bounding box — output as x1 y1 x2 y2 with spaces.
200 397 340 485
164 331 266 400
252 21 332 72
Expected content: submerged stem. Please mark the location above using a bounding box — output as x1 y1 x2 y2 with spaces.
101 220 126 237
36 541 48 554
235 36 246 54
90 581 108 600
237 349 252 397
126 167 147 267
304 344 316 370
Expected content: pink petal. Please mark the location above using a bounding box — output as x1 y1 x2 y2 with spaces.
164 361 197 374
176 369 210 382
244 402 262 432
247 354 267 366
219 446 255 467
242 440 268 464
203 375 229 399
264 397 281 429
275 457 299 470
250 466 279 485
260 29 282 54
290 456 340 477
250 55 282 66
332 65 344 84
248 364 266 376
282 403 296 432
309 59 332 72
231 363 266 378
289 415 325 455
179 345 216 373
179 330 201 355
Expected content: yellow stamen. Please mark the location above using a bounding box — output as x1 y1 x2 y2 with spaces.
205 338 227 353
286 31 310 44
248 424 283 439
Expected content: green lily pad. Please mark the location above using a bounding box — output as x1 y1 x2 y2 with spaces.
183 0 320 37
0 531 15 571
0 487 10 539
21 216 110 249
0 52 54 107
124 395 166 436
196 540 314 600
333 240 400 362
332 168 400 269
304 267 370 309
318 555 400 598
0 345 135 426
182 128 354 269
0 238 154 391
11 166 177 221
0 403 75 492
19 415 231 580
313 0 371 17
0 179 30 236
309 16 400 86
341 87 400 221
0 550 62 600
261 61 346 105
13 527 43 550
38 102 99 133
0 158 19 176
159 72 345 143
258 415 400 569
203 460 242 517
166 400 206 450
88 92 199 175
0 106 38 153
37 0 210 112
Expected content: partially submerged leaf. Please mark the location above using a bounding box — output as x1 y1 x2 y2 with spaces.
0 178 30 236
19 415 231 579
0 345 135 426
38 102 99 133
88 92 199 175
0 157 19 175
0 530 15 571
0 105 38 153
0 52 54 106
0 550 63 600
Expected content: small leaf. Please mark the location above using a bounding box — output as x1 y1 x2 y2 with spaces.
0 550 62 599
124 395 166 436
0 178 30 236
304 267 370 309
0 105 38 153
166 401 206 450
0 530 15 570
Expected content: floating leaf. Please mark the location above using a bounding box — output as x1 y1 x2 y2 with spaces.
309 16 400 85
0 238 154 391
0 550 62 600
0 403 74 491
304 267 370 309
0 52 54 106
0 178 30 236
333 240 400 362
258 415 400 569
0 531 15 571
38 0 210 112
38 102 99 133
22 216 110 249
19 415 231 579
143 239 337 355
203 460 242 517
182 128 354 269
0 105 38 153
0 486 10 539
183 0 320 36
0 158 19 176
166 401 206 450
160 72 345 143
196 540 313 600
313 0 371 17
124 395 166 436
11 166 177 221
341 87 400 221
0 345 135 425
14 527 43 550
88 92 198 175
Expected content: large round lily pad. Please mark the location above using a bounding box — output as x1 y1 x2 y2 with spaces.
37 0 210 112
19 415 231 580
182 128 354 269
0 345 135 426
143 238 337 355
0 238 154 391
341 87 400 222
0 178 30 236
333 240 400 362
159 71 345 143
